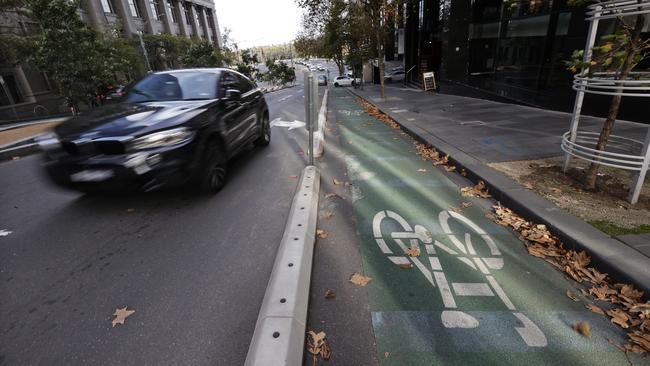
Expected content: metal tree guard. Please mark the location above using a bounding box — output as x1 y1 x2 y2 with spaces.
562 0 650 204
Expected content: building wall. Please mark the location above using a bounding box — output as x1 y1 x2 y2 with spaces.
402 0 650 123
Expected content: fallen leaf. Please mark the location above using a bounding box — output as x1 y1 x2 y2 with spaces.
461 169 467 176
461 202 473 208
550 187 562 194
522 182 534 190
321 211 335 219
398 263 414 269
324 289 335 299
317 229 328 239
384 351 390 358
349 272 371 286
333 178 343 185
324 193 343 200
417 168 427 172
444 165 456 172
306 330 331 360
111 307 135 327
566 290 580 302
461 181 490 198
575 321 591 338
586 304 606 315
405 247 420 257
126 208 135 213
348 140 353 144
607 308 631 329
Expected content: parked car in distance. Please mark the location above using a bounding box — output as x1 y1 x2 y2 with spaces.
318 75 328 86
317 64 325 71
39 68 270 194
332 75 359 87
385 70 406 83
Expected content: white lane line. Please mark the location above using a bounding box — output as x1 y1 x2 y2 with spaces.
513 312 548 347
486 275 516 310
433 271 456 308
452 282 494 296
429 257 442 270
278 94 294 102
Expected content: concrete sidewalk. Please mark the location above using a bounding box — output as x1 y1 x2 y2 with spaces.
349 84 650 294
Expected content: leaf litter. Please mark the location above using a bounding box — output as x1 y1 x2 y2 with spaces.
491 203 650 354
306 330 331 364
111 307 135 327
349 273 372 286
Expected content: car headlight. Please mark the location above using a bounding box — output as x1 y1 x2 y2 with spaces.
129 127 194 150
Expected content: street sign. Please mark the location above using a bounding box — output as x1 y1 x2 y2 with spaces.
423 71 436 92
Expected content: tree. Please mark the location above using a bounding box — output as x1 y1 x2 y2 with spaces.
236 49 259 79
260 59 295 86
26 0 135 111
564 0 650 190
181 40 228 68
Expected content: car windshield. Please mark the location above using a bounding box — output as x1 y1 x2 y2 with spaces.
126 72 218 102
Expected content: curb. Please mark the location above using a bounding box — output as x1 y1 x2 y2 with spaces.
349 89 650 295
0 142 39 162
245 165 320 366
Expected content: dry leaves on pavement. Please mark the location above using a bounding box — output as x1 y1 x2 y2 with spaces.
333 178 344 186
405 247 420 257
491 202 650 354
111 307 135 327
324 193 343 200
306 330 331 364
324 289 335 299
316 229 328 239
575 321 591 338
349 273 372 286
321 211 335 219
357 97 401 129
461 181 491 198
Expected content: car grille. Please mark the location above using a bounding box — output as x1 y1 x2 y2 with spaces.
60 139 125 155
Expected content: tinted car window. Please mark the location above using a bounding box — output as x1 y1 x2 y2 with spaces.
235 74 253 93
219 72 239 97
127 72 217 102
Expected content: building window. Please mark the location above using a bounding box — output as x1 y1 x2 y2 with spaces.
100 0 115 13
184 3 192 25
0 74 24 106
128 0 141 17
167 0 177 23
206 11 214 29
150 0 162 20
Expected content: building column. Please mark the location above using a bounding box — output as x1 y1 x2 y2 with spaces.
212 9 222 47
114 0 137 35
82 0 107 32
160 0 174 34
189 4 201 39
175 0 189 36
14 65 35 103
140 0 156 34
199 7 212 43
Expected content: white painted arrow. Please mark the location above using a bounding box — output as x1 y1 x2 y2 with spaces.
269 118 306 130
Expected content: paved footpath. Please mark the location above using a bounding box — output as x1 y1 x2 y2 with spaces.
329 87 644 365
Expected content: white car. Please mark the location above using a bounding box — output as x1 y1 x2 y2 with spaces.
333 75 359 87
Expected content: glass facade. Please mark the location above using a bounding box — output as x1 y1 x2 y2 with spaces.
100 0 114 14
128 0 141 18
167 0 178 23
402 0 649 122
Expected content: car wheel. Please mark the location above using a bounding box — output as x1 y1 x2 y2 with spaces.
254 114 271 147
200 143 227 194
334 83 339 87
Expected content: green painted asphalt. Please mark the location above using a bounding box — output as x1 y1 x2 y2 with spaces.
330 88 645 365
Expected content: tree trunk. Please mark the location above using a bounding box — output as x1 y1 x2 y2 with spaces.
376 16 385 99
584 11 645 190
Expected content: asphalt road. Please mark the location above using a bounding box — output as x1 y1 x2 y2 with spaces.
0 78 318 365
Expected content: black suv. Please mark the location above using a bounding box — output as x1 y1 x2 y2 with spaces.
39 68 270 194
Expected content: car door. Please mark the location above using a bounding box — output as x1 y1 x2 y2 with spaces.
234 73 260 142
219 71 245 152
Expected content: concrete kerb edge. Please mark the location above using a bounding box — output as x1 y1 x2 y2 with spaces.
244 165 320 366
0 142 39 162
349 89 650 295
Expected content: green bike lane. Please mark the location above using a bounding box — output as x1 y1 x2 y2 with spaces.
329 88 643 365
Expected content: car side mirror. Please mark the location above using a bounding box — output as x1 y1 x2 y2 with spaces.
225 89 241 100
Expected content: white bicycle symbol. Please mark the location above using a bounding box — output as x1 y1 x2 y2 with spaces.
372 210 547 347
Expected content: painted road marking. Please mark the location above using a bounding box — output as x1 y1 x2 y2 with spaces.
269 118 305 130
0 229 12 236
278 94 293 102
452 282 494 296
